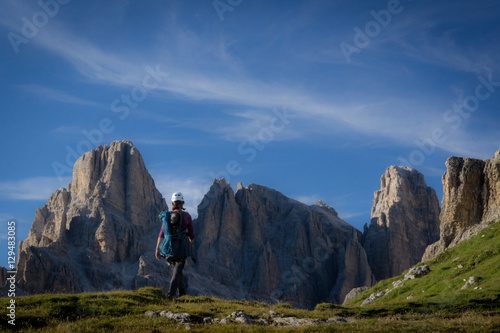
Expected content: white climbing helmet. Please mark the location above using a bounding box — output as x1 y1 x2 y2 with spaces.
171 192 184 202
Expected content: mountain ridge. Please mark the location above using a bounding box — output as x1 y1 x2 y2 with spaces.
10 140 499 310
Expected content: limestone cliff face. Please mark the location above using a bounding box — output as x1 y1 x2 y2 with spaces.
363 166 440 281
191 179 375 308
17 141 168 294
423 149 500 261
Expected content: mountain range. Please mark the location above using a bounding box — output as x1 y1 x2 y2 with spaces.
7 140 500 308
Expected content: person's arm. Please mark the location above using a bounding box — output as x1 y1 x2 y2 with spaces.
156 224 165 260
185 213 195 244
155 237 163 260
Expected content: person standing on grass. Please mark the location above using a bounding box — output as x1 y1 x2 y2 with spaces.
155 192 195 299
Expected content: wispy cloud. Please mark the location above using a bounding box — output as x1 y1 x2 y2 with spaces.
336 210 367 221
381 3 500 76
3 0 497 159
0 12 427 145
179 109 302 143
0 177 71 200
293 195 321 206
0 213 16 223
16 85 104 108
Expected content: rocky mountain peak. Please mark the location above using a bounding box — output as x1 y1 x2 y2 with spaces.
192 180 375 308
17 140 167 294
313 200 339 217
18 140 488 308
363 165 440 281
68 140 162 228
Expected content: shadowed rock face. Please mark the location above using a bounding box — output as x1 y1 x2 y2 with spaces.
17 141 168 294
423 149 500 261
363 166 440 281
192 180 375 308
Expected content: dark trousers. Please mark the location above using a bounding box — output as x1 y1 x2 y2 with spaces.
167 257 186 298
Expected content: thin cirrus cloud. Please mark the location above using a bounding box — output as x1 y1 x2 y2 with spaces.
16 84 104 108
0 177 72 201
3 1 497 159
5 11 419 129
179 109 302 143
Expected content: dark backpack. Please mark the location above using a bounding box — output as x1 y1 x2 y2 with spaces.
168 211 184 235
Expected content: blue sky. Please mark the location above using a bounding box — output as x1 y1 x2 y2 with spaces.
1 0 499 267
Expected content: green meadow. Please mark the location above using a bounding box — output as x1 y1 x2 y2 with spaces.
2 221 499 332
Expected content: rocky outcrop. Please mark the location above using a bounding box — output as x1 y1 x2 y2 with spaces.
363 166 440 281
144 309 357 327
190 179 375 308
343 286 369 304
422 149 500 261
361 265 430 306
16 141 168 294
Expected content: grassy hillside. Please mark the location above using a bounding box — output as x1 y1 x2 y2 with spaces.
345 220 500 312
1 221 499 332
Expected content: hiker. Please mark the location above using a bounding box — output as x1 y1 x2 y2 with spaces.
155 192 195 299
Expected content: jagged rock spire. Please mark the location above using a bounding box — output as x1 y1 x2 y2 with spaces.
363 166 440 281
17 141 167 294
423 149 500 261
